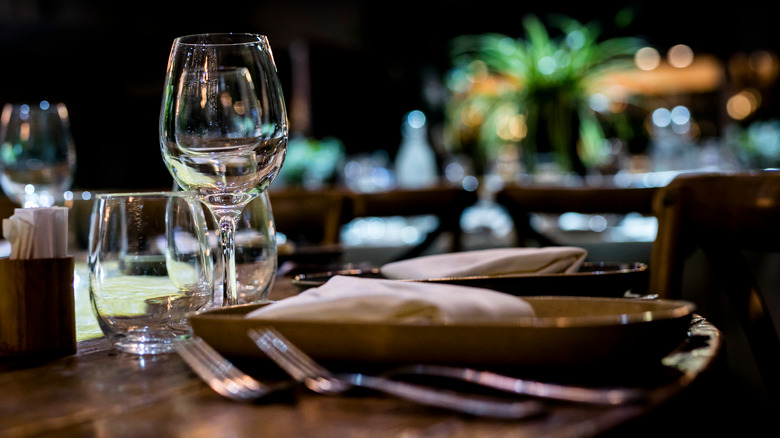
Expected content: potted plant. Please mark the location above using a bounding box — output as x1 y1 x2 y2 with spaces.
445 14 643 177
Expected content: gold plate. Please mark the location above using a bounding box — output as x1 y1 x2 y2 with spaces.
189 296 694 369
292 262 650 297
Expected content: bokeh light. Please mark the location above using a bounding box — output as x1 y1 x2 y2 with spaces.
635 47 661 71
727 88 762 120
668 44 694 68
652 108 672 127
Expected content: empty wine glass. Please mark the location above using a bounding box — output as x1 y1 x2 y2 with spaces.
0 101 77 207
160 33 288 306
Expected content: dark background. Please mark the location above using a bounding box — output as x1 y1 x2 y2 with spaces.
0 0 776 190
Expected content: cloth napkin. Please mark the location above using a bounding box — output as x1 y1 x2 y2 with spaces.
380 247 588 280
246 275 536 324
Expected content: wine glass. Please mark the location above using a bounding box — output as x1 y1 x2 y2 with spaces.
160 33 288 306
0 101 77 207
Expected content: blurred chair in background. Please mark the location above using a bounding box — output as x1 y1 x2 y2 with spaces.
268 188 352 247
495 184 659 247
347 186 479 261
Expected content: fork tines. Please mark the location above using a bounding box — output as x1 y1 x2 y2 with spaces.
176 336 268 401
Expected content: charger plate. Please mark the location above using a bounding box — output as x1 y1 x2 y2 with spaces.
292 262 649 297
189 296 694 370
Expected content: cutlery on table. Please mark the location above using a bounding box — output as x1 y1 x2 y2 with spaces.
247 328 546 420
176 336 295 403
383 364 647 406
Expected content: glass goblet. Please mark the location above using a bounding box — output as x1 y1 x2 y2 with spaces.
0 101 76 207
160 33 288 307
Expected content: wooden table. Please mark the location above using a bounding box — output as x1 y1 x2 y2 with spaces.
0 276 725 437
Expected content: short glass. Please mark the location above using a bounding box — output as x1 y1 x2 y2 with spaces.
88 192 214 354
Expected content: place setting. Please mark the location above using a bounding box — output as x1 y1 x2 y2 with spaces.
183 242 717 417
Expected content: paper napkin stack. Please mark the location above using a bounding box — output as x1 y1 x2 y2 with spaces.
2 207 68 259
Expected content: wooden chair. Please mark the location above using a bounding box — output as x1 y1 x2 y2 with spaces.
649 170 780 405
494 183 659 247
347 185 479 260
267 187 351 246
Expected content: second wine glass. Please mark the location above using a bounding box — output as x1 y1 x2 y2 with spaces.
159 33 288 306
0 101 77 207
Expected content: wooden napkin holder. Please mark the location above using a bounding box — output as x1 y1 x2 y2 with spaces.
0 256 76 357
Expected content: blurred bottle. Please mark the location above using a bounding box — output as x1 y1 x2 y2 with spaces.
395 110 437 188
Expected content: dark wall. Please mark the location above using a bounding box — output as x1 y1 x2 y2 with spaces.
0 0 776 190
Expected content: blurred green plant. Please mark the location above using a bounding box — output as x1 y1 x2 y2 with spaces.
730 119 780 168
276 135 346 189
445 14 643 175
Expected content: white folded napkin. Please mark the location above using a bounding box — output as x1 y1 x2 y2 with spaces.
380 247 588 280
246 275 536 324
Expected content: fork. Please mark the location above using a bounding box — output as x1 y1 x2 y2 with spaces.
247 328 546 420
383 364 647 406
176 336 294 402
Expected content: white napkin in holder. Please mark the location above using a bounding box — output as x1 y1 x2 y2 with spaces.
0 207 75 357
2 207 68 259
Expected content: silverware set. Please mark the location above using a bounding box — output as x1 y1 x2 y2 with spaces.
177 330 648 419
246 328 545 419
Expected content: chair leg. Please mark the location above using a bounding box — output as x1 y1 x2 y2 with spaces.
703 245 780 405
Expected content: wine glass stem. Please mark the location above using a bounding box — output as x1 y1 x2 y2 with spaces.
218 215 238 306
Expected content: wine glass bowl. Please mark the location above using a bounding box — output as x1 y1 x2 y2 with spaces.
160 33 288 306
0 101 77 207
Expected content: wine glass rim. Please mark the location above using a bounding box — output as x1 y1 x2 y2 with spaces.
3 101 66 111
174 33 268 46
95 191 199 200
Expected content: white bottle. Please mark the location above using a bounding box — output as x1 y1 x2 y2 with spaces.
395 110 438 188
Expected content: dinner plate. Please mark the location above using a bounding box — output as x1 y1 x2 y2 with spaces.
291 261 649 297
189 296 694 370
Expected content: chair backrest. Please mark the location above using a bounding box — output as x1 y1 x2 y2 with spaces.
348 185 479 259
268 188 351 246
649 170 780 402
494 184 659 247
268 185 478 258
